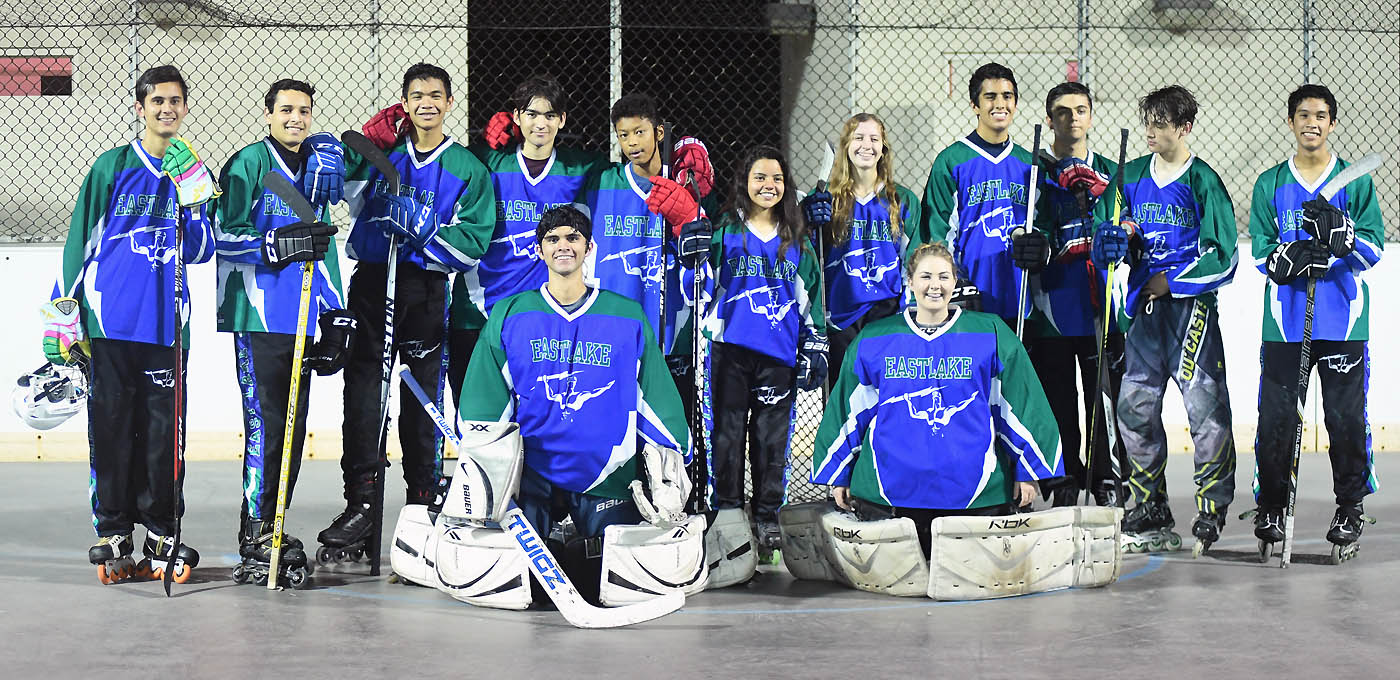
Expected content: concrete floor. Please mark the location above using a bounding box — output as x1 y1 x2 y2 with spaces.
3 455 1397 679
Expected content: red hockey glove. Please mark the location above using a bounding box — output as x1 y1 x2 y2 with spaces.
647 176 701 236
362 103 410 150
672 136 715 199
484 111 521 151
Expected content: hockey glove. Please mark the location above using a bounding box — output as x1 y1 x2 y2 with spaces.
1009 227 1050 274
646 176 700 236
1054 216 1093 263
484 111 521 150
628 443 691 528
949 279 982 312
1266 238 1330 284
672 136 715 199
801 189 834 231
304 309 358 375
300 132 344 207
376 193 440 251
40 297 84 366
161 137 221 207
362 103 410 150
262 221 337 267
678 217 713 266
1051 156 1108 199
795 334 829 392
1090 220 1130 270
1300 198 1356 258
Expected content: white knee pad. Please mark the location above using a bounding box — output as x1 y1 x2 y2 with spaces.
703 508 757 589
926 506 1122 600
443 420 524 523
598 515 708 606
432 518 533 610
390 504 440 588
822 510 929 597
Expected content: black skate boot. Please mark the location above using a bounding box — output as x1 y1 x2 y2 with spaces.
1120 500 1181 553
234 518 312 588
1092 480 1123 508
1325 503 1375 565
137 532 200 583
1190 510 1227 558
755 519 782 566
89 533 137 584
316 497 376 566
1050 483 1080 508
1241 505 1285 563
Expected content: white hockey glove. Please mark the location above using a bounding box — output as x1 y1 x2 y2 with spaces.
628 443 691 528
40 297 85 366
161 137 222 207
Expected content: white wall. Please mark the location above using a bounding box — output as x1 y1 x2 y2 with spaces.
2 240 1395 460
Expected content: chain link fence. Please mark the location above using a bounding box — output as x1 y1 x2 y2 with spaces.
4 1 1396 501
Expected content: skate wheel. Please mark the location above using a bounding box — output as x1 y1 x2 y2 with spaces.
98 563 117 584
171 563 192 584
1257 540 1274 563
1191 541 1207 559
232 565 247 585
134 561 153 580
315 546 334 566
345 548 363 563
1164 534 1182 551
253 571 268 586
286 567 309 589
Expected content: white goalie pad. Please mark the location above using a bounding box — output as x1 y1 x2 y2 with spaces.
598 515 708 606
703 508 757 589
821 510 930 597
926 506 1123 601
390 504 440 588
777 501 841 582
442 420 524 523
432 518 533 610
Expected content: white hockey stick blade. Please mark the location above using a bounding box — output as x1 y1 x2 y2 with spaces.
396 366 685 628
1319 152 1384 200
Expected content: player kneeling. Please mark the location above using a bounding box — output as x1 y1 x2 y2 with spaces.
798 243 1121 599
390 205 706 611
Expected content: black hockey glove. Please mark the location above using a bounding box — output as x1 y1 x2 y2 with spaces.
304 309 358 375
678 217 713 266
1009 227 1050 274
262 221 337 268
1300 198 1356 258
1266 239 1330 284
795 334 829 392
949 278 982 312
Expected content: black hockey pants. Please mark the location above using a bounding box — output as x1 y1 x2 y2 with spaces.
233 332 312 522
709 342 796 524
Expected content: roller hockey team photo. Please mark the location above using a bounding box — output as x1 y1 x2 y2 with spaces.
2 1 1397 677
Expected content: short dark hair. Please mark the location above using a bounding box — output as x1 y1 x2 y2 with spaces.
1288 83 1338 121
511 75 569 115
610 92 659 128
1139 85 1198 127
135 65 187 104
1045 81 1093 119
968 62 1017 105
536 204 592 244
264 79 315 113
402 63 452 99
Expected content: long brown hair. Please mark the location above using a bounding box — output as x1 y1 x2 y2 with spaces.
828 113 903 244
720 145 807 260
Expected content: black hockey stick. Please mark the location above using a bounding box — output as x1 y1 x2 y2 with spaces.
259 172 320 588
1084 128 1130 508
1014 124 1042 341
684 159 708 513
342 129 402 576
163 183 187 598
656 120 675 353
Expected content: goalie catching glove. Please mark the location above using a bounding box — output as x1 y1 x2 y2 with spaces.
628 443 691 528
376 193 440 250
647 177 700 236
161 137 221 207
304 309 358 375
40 298 85 366
262 222 337 267
301 132 345 206
1266 238 1330 284
1300 198 1356 258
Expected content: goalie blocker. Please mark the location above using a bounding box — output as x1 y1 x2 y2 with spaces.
391 419 707 609
778 502 1122 600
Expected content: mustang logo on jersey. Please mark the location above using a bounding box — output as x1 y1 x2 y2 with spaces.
833 247 900 290
968 205 1017 244
491 229 540 260
110 224 176 271
535 370 617 419
882 386 979 434
727 285 798 328
600 244 665 288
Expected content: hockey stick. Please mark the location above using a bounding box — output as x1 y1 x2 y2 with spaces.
1083 128 1130 507
1280 151 1384 568
343 129 402 576
656 121 675 353
684 172 709 513
163 176 187 597
260 172 320 588
813 142 836 399
397 367 685 628
1015 124 1043 341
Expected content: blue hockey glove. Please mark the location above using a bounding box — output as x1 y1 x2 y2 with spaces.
801 190 833 230
375 193 439 250
1051 156 1108 199
795 334 828 392
1090 220 1129 270
301 132 345 207
1054 216 1093 263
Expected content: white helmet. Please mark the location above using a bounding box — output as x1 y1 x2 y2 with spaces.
12 362 88 430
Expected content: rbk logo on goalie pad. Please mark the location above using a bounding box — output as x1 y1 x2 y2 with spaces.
145 368 176 388
601 245 665 288
111 225 176 271
491 228 540 260
831 247 900 290
753 386 790 405
726 285 798 328
988 517 1031 530
1320 353 1362 374
882 386 978 434
535 371 616 419
505 514 568 590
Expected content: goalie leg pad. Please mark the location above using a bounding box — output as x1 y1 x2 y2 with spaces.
443 421 524 523
927 507 1084 601
703 508 757 589
599 515 708 606
820 511 930 597
1074 506 1124 588
390 504 440 588
777 501 841 582
432 518 532 610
